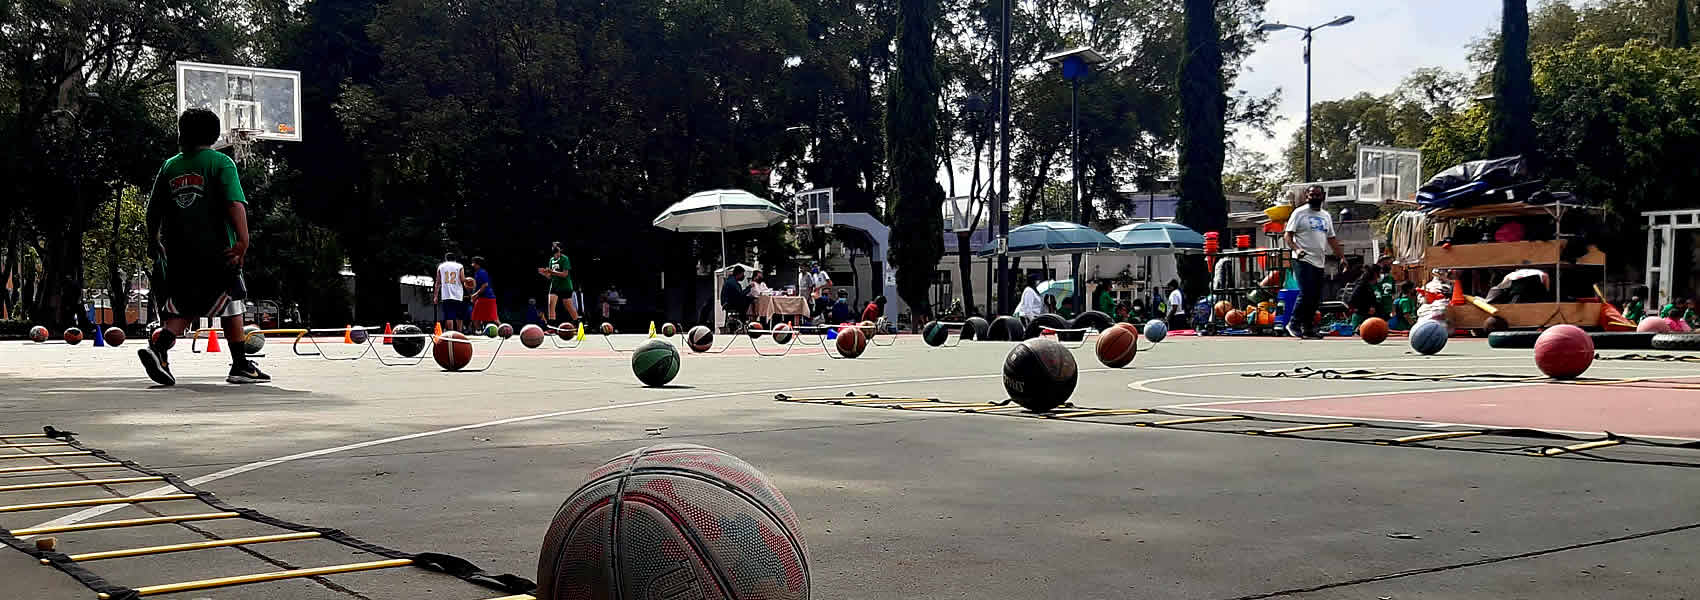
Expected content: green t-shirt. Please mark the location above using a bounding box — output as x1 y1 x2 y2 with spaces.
1393 296 1417 317
1624 299 1645 321
1096 291 1114 313
548 254 574 292
148 149 246 272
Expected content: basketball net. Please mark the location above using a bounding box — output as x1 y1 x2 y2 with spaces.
229 128 262 165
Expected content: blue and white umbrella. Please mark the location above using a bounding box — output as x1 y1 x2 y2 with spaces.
1000 221 1117 256
654 189 789 266
1107 221 1205 255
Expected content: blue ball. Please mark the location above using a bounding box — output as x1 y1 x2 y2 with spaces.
1144 319 1168 343
1410 319 1449 355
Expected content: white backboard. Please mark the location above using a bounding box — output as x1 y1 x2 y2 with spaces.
176 61 302 144
1355 145 1421 204
797 188 834 230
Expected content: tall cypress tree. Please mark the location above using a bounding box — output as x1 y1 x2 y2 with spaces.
886 0 945 321
1176 0 1225 299
1487 0 1538 160
1677 0 1692 49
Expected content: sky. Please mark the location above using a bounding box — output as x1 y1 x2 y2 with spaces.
1233 0 1508 171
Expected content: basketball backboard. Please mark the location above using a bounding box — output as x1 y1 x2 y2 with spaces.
1355 145 1421 204
175 61 302 145
796 188 834 232
943 195 978 233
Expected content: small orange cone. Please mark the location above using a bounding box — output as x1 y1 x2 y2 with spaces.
434 322 444 337
343 325 354 344
383 323 394 344
205 329 221 353
1449 279 1468 306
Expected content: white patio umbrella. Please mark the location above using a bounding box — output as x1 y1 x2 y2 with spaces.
654 190 788 330
653 189 790 267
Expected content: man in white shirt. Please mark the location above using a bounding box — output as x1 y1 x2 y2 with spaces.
433 252 467 333
1284 186 1346 339
1165 280 1186 330
1016 276 1044 318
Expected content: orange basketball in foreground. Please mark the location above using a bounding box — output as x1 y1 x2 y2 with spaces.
433 331 474 371
1095 324 1138 368
1358 317 1389 345
836 325 868 358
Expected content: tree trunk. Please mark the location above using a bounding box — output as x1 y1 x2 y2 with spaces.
1020 150 1055 224
1675 0 1691 49
1177 0 1227 301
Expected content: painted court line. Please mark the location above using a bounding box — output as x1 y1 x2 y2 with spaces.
19 367 1118 535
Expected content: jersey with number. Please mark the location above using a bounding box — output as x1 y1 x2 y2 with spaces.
548 254 574 293
437 261 465 301
148 149 246 269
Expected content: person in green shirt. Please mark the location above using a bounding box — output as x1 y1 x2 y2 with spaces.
1392 281 1418 330
1094 282 1115 315
1623 286 1646 322
137 108 268 386
540 241 580 323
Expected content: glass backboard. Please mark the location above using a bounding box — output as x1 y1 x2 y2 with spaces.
1355 146 1421 204
175 61 302 144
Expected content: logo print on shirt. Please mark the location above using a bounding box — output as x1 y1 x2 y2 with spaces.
170 173 206 208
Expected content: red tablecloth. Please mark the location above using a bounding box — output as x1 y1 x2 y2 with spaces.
753 295 809 319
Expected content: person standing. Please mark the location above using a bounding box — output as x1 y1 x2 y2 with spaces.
1017 277 1045 318
1284 185 1346 339
1094 282 1115 315
136 108 269 386
541 242 579 323
435 251 467 333
468 256 498 329
1165 280 1186 331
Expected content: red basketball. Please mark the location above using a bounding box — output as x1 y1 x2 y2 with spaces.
836 325 867 358
1534 324 1594 380
63 327 83 345
536 443 810 600
103 327 126 347
519 324 546 349
28 325 48 343
1224 309 1247 328
1358 317 1389 345
1095 324 1138 368
556 322 575 340
600 322 616 336
432 331 474 371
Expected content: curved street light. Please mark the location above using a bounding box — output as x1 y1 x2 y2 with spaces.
1261 15 1356 182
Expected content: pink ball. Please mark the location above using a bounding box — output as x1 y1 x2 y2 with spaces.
1636 316 1670 333
1534 325 1594 380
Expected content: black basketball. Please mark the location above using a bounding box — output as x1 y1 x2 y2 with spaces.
921 320 949 347
987 316 1024 341
1026 313 1068 340
1002 338 1079 413
962 316 990 341
391 324 426 357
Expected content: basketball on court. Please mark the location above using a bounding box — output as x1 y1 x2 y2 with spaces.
391 324 425 357
630 340 681 387
1535 324 1594 380
433 331 473 371
29 325 48 343
1358 317 1389 345
556 322 575 340
600 322 615 336
1095 324 1137 368
102 327 126 347
1002 338 1078 412
686 325 714 353
921 320 950 347
535 444 810 600
772 322 794 344
63 327 83 345
519 324 545 348
836 325 867 358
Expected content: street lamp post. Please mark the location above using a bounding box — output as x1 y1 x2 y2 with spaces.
1261 15 1354 183
996 0 1012 315
1043 47 1107 313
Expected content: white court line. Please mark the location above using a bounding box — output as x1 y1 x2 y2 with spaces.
20 367 1119 535
1170 406 1700 443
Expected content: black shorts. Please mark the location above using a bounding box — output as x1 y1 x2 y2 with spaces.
159 263 248 319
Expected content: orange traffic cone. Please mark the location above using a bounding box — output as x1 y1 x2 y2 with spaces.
433 322 444 337
383 323 394 345
1450 279 1468 306
342 325 354 344
205 329 221 353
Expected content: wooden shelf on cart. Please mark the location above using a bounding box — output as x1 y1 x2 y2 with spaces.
1424 240 1604 269
1448 301 1601 329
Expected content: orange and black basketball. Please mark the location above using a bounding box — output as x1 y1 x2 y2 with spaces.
1095 324 1138 368
836 325 867 358
432 331 473 371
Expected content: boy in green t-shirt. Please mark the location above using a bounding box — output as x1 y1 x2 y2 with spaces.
137 109 269 386
540 241 580 323
1391 281 1418 330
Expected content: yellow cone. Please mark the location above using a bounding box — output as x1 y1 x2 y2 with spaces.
575 322 586 342
647 321 656 338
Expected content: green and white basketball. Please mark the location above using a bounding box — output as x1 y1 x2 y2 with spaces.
631 339 681 387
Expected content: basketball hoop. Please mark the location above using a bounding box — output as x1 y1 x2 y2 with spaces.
229 128 263 165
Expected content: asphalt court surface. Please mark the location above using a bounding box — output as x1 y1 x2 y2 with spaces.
3 332 1699 599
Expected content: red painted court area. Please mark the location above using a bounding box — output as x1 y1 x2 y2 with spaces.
1200 380 1700 440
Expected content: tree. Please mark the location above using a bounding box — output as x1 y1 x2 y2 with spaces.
1677 0 1692 49
1282 68 1468 181
886 0 946 321
1175 0 1226 299
1488 0 1538 160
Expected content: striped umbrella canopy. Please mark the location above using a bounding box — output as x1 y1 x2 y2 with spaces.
1107 221 1206 256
